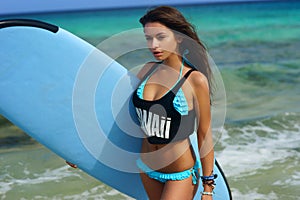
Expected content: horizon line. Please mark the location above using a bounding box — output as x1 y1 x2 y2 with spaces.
0 0 280 17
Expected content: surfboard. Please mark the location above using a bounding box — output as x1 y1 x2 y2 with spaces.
0 19 232 200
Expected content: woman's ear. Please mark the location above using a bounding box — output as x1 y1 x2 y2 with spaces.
176 35 183 43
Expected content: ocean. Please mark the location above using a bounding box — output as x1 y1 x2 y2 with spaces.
1 1 300 199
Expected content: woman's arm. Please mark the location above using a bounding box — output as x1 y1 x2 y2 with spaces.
191 72 215 194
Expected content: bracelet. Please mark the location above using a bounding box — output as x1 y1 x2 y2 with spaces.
203 181 216 190
201 191 214 196
201 173 217 190
201 174 218 181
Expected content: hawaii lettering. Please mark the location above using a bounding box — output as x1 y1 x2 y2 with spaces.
136 108 171 139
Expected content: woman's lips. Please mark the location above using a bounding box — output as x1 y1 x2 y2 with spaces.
152 51 163 57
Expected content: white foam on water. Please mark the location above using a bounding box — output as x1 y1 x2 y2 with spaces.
52 185 133 200
273 170 300 187
0 160 134 200
231 188 278 200
216 112 300 177
0 165 81 199
215 112 300 199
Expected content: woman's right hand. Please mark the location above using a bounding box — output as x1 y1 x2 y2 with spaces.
66 161 77 168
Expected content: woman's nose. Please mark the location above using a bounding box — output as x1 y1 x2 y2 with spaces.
150 38 159 49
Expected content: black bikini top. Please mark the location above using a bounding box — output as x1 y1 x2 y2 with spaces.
132 63 196 144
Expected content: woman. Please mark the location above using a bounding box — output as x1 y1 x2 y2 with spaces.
132 6 216 200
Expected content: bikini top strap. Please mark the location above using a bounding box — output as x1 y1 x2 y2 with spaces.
139 62 160 83
171 68 197 94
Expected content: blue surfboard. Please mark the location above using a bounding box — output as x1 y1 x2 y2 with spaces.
0 19 231 200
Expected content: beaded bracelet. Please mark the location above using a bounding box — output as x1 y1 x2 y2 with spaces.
201 191 214 196
201 174 217 190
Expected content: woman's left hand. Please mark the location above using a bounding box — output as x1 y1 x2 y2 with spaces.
201 195 213 200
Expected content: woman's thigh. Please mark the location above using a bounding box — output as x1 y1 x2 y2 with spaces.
140 172 164 200
161 176 199 200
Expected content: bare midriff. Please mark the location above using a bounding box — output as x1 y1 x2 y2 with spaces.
140 138 197 173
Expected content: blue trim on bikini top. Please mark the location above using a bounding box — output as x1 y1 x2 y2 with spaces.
136 65 189 115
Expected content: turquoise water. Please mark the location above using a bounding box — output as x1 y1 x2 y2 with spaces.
1 1 300 199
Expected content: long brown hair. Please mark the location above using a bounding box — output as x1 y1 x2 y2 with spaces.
139 6 213 98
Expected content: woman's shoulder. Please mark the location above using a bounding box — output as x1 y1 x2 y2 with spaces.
188 70 209 90
136 61 158 80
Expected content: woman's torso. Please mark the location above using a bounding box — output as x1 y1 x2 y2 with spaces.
134 62 198 172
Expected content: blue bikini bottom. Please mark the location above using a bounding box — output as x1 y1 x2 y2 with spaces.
136 158 200 185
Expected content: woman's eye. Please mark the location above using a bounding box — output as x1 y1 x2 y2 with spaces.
157 35 166 40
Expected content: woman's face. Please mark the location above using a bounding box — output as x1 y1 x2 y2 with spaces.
144 22 181 61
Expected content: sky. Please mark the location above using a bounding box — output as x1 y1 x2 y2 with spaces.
1 0 270 15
